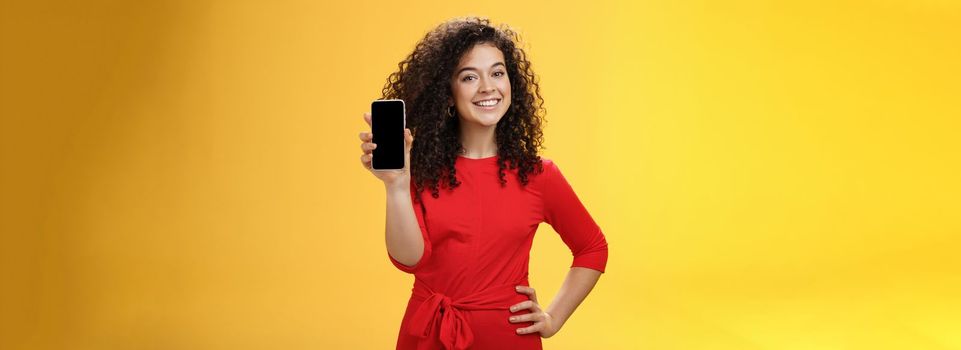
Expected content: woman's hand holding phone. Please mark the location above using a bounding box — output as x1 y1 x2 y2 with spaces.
359 112 414 191
361 109 425 268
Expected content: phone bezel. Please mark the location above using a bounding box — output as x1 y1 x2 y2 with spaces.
370 99 407 171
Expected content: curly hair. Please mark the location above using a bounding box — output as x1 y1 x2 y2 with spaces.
381 17 546 201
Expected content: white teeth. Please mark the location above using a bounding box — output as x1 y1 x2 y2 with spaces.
473 99 499 107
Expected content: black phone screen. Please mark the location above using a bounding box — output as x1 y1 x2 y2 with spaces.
371 100 406 170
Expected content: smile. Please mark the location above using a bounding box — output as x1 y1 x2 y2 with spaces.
472 98 501 109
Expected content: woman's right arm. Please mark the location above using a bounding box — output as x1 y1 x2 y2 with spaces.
384 180 425 267
359 112 428 269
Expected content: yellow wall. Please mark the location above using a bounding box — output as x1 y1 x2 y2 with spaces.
2 0 959 349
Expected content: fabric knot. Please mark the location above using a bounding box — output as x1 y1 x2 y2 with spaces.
408 292 473 350
406 280 529 350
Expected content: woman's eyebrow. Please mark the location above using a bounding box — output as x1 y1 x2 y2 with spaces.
456 62 506 75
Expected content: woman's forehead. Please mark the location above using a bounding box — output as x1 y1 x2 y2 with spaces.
456 43 505 70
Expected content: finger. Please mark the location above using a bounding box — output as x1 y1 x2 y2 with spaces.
508 301 528 312
363 112 371 127
403 129 412 170
361 142 377 153
358 132 372 142
509 300 540 313
516 322 542 335
360 154 372 168
515 286 538 303
508 313 538 324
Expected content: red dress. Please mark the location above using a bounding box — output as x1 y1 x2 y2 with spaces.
390 156 609 350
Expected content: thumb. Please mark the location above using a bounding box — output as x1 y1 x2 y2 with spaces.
404 128 413 169
404 128 414 150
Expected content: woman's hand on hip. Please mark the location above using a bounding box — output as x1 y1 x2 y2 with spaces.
359 112 413 190
509 285 559 338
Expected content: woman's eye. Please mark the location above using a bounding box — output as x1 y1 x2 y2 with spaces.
462 75 477 82
493 71 505 77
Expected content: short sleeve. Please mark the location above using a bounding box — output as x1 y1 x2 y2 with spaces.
387 182 432 274
541 160 609 273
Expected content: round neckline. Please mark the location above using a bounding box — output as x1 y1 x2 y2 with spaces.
457 154 498 161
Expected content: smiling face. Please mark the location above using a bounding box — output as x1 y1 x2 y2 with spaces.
450 43 512 127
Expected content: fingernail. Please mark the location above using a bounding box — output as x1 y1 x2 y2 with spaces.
510 317 516 321
515 286 521 290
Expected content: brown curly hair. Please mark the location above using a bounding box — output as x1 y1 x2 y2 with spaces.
381 17 546 201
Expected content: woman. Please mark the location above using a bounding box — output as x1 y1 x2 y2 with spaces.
358 17 608 350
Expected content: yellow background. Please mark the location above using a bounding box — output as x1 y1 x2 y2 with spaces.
2 0 959 349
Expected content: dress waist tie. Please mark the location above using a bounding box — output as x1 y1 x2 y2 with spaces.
408 279 527 350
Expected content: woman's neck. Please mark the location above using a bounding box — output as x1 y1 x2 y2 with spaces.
458 122 497 158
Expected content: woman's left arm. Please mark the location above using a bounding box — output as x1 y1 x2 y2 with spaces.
510 160 608 337
510 267 602 338
547 266 603 335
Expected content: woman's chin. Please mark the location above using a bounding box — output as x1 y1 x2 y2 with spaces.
469 108 508 126
462 114 504 127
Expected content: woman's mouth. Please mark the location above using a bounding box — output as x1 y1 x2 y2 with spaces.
472 98 501 110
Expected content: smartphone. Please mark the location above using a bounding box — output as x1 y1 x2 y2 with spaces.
370 99 406 170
